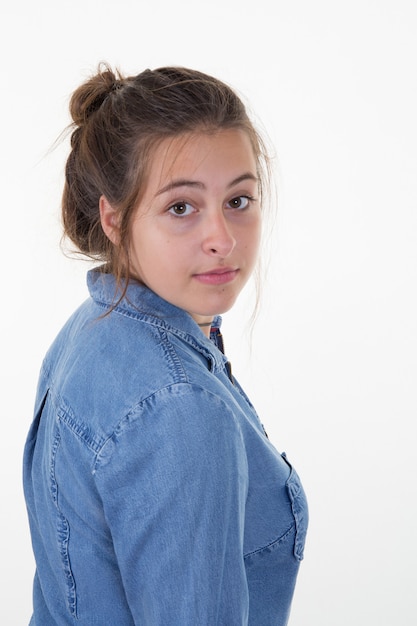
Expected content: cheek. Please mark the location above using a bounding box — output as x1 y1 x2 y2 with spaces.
246 220 262 253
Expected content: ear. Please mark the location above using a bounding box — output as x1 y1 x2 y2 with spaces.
99 195 120 245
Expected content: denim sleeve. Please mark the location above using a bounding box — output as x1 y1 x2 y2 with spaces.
93 382 250 625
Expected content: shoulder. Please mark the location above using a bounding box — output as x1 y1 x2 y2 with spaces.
94 380 249 478
41 299 226 443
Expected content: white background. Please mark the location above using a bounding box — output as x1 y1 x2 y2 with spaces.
1 1 416 624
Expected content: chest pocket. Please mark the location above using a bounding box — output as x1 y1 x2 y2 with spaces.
282 452 309 561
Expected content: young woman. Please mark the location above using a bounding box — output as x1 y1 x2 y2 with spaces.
23 65 308 625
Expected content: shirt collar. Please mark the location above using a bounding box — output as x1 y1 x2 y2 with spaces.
87 268 226 371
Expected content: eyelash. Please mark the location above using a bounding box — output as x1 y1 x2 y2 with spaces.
226 195 256 210
168 202 193 217
167 195 256 217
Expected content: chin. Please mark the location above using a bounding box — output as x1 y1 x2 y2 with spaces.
196 300 238 318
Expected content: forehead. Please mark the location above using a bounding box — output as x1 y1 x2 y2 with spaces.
148 129 258 187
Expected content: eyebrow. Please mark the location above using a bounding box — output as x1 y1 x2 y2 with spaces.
156 172 258 196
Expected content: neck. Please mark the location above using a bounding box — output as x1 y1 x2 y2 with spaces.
197 320 214 338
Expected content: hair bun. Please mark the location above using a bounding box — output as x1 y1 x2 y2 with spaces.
69 63 124 126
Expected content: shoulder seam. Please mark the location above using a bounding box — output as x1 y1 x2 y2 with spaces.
156 327 189 384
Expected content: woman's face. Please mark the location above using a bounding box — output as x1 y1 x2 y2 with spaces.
128 129 261 326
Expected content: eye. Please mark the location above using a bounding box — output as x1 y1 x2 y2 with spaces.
168 201 194 217
227 195 253 210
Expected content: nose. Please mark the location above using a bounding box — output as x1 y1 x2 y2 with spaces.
202 210 236 257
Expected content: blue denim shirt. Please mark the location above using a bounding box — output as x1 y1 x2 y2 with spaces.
23 269 308 625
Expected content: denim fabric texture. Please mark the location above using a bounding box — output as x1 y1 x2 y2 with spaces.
23 269 308 625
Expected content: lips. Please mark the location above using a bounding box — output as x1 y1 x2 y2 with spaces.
193 268 239 285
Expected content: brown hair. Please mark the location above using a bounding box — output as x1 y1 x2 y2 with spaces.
62 63 270 286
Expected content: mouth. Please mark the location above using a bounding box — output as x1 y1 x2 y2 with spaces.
193 268 239 286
